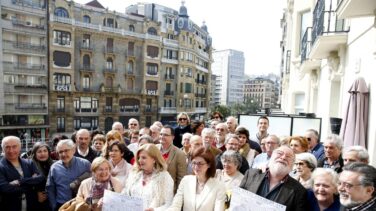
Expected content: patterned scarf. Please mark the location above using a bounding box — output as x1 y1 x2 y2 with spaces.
91 177 111 200
239 143 250 158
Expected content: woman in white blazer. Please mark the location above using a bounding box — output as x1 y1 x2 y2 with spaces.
168 146 226 211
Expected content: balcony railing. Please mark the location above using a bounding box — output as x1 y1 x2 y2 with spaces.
104 47 114 54
12 19 45 31
3 40 46 54
11 0 46 10
119 105 139 113
165 74 175 80
195 93 207 98
103 105 117 113
311 0 349 46
14 83 47 89
80 64 94 72
159 107 177 113
301 27 312 63
103 67 117 73
80 42 93 51
5 103 47 114
2 62 46 74
164 90 174 96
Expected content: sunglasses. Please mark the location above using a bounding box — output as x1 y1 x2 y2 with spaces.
179 118 187 121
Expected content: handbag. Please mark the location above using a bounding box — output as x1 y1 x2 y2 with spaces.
59 198 91 211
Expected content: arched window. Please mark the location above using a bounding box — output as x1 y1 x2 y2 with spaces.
54 7 69 18
129 25 135 32
83 15 91 23
147 27 157 35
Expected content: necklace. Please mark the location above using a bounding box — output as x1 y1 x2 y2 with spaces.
196 177 207 193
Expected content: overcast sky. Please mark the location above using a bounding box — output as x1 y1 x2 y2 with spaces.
74 0 286 76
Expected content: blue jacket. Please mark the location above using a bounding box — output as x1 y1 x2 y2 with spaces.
0 157 44 211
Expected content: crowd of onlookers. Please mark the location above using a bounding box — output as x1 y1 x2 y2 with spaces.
0 112 376 211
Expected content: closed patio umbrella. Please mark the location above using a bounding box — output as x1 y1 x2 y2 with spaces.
340 77 369 148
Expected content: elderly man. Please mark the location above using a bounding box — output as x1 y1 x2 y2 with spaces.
128 118 140 131
74 129 98 163
186 135 203 174
150 124 161 144
250 116 269 144
201 128 222 157
215 134 250 174
240 146 308 211
306 129 325 161
318 134 344 173
215 123 228 151
342 145 369 165
112 121 130 145
46 139 91 211
338 162 376 210
226 116 237 134
158 125 187 193
0 136 44 211
252 135 280 169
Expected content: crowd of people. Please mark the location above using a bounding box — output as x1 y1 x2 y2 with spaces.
0 113 376 211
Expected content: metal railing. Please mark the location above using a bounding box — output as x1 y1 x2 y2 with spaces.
165 74 175 80
164 90 174 96
311 0 349 46
11 0 46 10
12 19 45 30
301 27 312 63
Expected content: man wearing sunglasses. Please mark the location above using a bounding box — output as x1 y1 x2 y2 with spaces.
305 129 324 161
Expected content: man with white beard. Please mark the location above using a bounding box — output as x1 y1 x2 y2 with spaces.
338 162 376 210
240 146 308 211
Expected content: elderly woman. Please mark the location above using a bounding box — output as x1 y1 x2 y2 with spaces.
293 152 318 189
105 141 133 186
168 147 226 211
173 112 192 148
31 142 55 211
181 133 192 156
288 136 309 154
76 157 123 211
122 144 174 211
309 168 340 211
215 150 244 190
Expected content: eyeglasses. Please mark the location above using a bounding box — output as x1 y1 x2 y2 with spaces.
191 161 207 167
216 128 225 131
337 181 362 190
306 137 312 141
179 118 187 121
294 162 306 166
129 123 138 126
57 149 71 155
160 133 172 137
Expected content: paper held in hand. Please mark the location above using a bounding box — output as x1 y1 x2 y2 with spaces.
229 187 286 211
102 190 143 211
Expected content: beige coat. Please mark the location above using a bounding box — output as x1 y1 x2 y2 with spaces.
168 175 226 211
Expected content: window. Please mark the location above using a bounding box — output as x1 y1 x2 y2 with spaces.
185 68 192 77
185 83 192 93
105 97 112 112
74 117 98 130
127 78 133 90
74 97 98 113
57 97 65 112
106 58 113 70
146 80 158 95
53 30 71 46
128 42 134 56
127 61 134 74
103 18 117 28
57 117 65 132
82 34 91 48
299 11 310 53
129 25 135 32
83 54 90 68
164 49 177 59
147 27 157 35
167 34 174 39
53 73 71 91
147 46 159 58
54 7 69 18
146 98 152 112
146 63 158 76
53 51 71 67
83 76 90 90
83 15 91 23
294 93 305 114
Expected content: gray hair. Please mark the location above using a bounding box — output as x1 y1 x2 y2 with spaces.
306 129 319 141
182 133 193 145
56 139 75 151
138 135 153 144
324 134 343 150
311 168 339 191
296 152 318 171
343 145 369 163
220 150 243 170
224 134 239 145
1 136 21 149
202 128 216 138
343 162 376 196
268 134 281 146
112 121 123 129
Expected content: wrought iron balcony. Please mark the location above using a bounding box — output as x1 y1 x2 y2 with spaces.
80 42 93 51
164 90 174 96
165 74 175 80
3 40 46 54
2 62 46 74
301 27 312 63
119 105 139 113
80 64 94 72
336 0 376 19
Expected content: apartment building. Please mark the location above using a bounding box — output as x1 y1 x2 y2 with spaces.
243 78 279 109
280 0 376 162
0 0 48 140
48 0 212 134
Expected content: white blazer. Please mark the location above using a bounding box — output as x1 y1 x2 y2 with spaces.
167 175 226 211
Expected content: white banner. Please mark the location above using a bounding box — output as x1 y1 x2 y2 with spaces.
102 190 143 211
